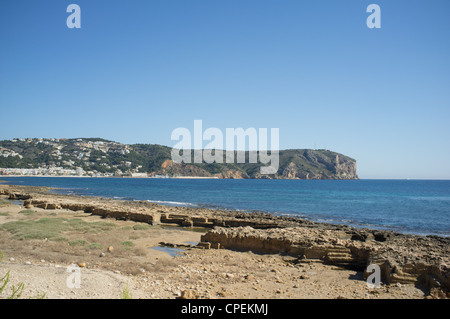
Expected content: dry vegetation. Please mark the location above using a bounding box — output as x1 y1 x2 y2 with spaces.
0 199 201 276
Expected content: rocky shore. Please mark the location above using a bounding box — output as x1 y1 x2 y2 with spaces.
0 184 448 299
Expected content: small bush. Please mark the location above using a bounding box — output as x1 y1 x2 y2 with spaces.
87 243 103 249
18 210 35 216
0 218 67 241
120 241 135 250
0 217 116 242
132 224 151 231
120 283 132 299
68 239 87 247
0 199 12 207
0 251 24 299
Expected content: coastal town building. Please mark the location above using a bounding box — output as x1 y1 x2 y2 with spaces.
0 138 145 177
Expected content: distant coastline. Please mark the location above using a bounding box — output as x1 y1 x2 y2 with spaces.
0 137 359 180
0 175 220 179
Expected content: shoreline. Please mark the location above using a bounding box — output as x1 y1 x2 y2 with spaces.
1 177 448 238
4 175 450 180
1 175 216 179
0 183 449 299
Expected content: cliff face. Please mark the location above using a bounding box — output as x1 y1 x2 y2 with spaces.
251 149 358 180
334 154 358 180
277 150 358 180
151 160 214 178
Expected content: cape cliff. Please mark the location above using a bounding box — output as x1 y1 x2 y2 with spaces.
154 149 358 180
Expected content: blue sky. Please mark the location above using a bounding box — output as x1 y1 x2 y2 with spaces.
0 0 449 179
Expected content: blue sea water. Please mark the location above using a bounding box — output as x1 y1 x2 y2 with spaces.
1 177 449 237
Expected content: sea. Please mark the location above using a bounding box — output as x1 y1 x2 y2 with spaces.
1 177 449 237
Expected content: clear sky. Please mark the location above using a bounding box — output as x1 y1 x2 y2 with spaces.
1 0 449 179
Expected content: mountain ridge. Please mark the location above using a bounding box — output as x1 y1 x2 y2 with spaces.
0 138 358 179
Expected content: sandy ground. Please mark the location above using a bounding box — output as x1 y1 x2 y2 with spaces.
0 202 427 299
